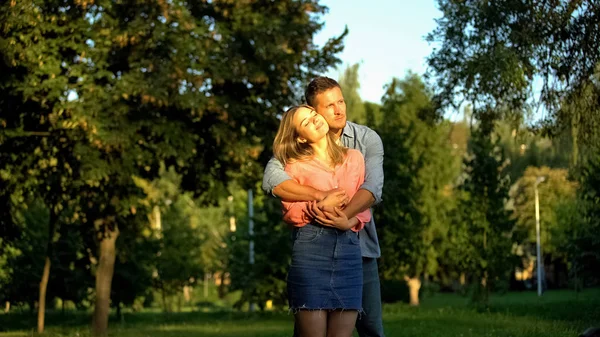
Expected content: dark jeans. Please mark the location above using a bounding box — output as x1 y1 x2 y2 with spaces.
355 257 385 337
292 257 385 337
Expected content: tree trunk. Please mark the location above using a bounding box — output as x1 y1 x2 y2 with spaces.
218 272 226 299
37 257 51 333
161 286 168 313
116 302 121 321
4 301 10 313
92 223 119 337
480 271 489 305
571 109 579 167
38 209 59 334
177 293 182 312
404 276 421 306
183 285 191 303
204 273 209 298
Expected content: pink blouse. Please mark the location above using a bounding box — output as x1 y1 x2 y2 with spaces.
281 149 371 232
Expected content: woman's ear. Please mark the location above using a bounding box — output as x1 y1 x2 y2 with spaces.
296 137 307 144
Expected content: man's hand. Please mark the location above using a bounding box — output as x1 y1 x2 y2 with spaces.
341 189 375 219
306 201 328 225
319 207 357 231
306 188 348 220
306 202 360 231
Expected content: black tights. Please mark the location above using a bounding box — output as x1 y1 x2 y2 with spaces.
294 309 358 337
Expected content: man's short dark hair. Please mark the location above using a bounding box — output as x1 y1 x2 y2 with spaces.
304 76 341 107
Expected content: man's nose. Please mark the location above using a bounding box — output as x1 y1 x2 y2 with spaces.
334 104 342 115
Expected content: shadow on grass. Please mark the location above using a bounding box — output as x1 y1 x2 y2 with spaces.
0 310 291 333
405 288 600 328
2 289 599 336
486 288 600 324
382 314 584 337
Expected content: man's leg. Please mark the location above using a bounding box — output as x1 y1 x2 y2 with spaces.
355 257 385 337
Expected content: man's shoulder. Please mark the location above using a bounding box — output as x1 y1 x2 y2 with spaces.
345 121 382 142
345 121 379 136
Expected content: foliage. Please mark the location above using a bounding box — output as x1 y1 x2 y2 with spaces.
427 0 600 146
451 117 514 304
1 202 50 309
509 166 578 259
0 0 345 332
338 63 366 124
364 101 382 129
495 121 570 181
226 186 291 311
564 155 600 286
377 73 458 291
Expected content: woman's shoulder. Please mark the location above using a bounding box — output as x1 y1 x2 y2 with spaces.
285 157 317 174
345 149 365 162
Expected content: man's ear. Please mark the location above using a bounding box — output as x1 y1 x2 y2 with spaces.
296 137 307 144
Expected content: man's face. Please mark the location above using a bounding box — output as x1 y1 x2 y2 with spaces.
313 87 346 132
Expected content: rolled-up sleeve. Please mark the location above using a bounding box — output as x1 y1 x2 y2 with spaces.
262 156 292 196
360 130 384 205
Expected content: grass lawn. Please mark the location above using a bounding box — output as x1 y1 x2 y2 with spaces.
1 288 598 337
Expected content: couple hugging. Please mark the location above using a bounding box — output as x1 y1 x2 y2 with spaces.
262 76 385 337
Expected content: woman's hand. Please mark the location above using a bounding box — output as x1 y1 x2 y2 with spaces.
320 208 359 231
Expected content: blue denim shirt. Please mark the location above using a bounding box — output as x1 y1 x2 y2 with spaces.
262 121 384 258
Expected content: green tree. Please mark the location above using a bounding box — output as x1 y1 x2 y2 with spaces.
110 227 156 317
0 201 49 312
454 117 514 305
564 156 600 287
494 120 571 181
48 218 94 312
377 73 457 306
427 0 600 146
1 1 345 335
338 63 366 124
226 185 291 311
196 203 230 300
510 167 578 257
364 101 382 129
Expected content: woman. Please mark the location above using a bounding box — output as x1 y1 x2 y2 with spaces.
273 104 371 337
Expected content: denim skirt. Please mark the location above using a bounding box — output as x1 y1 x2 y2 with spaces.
287 223 363 311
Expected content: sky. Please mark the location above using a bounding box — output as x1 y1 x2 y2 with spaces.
313 0 442 104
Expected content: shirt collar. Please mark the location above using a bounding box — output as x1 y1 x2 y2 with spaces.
341 122 354 138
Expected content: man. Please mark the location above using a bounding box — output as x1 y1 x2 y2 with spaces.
262 76 385 337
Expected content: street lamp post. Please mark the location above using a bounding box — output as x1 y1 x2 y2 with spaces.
534 176 546 296
248 189 255 312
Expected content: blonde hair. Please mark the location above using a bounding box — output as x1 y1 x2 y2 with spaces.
273 104 347 166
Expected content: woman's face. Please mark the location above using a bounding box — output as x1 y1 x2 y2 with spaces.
292 106 329 144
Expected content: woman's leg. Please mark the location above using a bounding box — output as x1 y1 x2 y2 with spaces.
326 310 358 337
295 310 327 337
